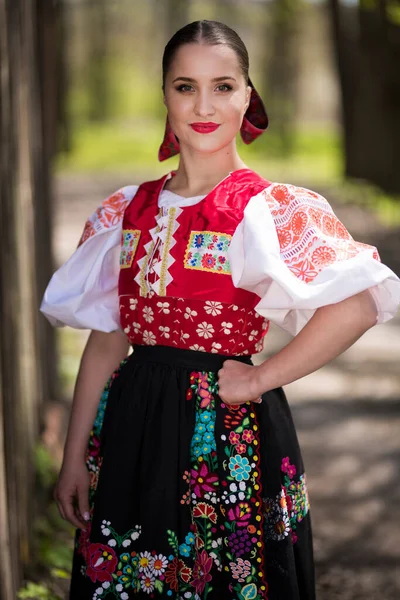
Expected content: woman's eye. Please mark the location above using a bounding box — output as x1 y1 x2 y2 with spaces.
216 84 232 92
176 84 194 92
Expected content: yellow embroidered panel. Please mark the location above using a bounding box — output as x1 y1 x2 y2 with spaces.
184 231 232 275
120 229 141 269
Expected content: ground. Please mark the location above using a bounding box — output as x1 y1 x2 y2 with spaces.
42 172 400 599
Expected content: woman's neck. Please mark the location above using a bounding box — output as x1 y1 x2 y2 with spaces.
165 144 248 197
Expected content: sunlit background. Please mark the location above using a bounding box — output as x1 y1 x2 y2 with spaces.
1 1 400 599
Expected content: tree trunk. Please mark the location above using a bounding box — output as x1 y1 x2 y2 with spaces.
264 0 300 155
0 0 59 596
329 0 400 193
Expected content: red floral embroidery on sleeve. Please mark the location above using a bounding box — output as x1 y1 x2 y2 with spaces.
78 189 130 247
265 184 381 284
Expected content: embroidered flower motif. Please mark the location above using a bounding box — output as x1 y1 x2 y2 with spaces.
192 502 217 523
190 462 218 498
204 301 223 316
248 330 258 342
255 340 264 353
289 259 319 283
143 306 154 323
138 550 152 573
201 253 216 269
156 301 170 314
178 543 191 557
191 550 213 594
140 574 155 593
164 556 192 591
143 330 156 345
78 220 95 246
335 220 352 240
291 211 308 236
86 543 117 583
221 321 232 334
229 431 240 445
129 298 138 310
183 534 194 548
98 191 129 227
190 344 206 352
194 234 204 248
159 326 170 339
322 214 336 236
180 331 190 343
211 342 222 354
196 322 215 339
277 227 292 249
270 184 295 206
227 502 252 527
281 456 297 479
132 322 141 334
229 455 251 482
197 373 212 408
242 429 255 443
184 307 198 320
311 245 337 267
123 325 130 335
236 443 247 454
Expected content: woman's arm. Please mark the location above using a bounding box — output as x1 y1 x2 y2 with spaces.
54 329 129 529
218 289 378 404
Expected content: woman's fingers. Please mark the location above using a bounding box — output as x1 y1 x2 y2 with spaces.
218 360 262 405
54 481 88 530
77 481 90 525
62 491 87 530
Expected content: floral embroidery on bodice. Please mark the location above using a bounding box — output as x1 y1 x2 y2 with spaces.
120 296 269 355
118 170 272 354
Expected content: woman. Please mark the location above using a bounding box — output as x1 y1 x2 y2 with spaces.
41 20 400 600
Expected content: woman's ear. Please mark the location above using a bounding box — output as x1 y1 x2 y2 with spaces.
244 85 252 112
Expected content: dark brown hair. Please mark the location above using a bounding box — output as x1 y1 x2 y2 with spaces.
162 20 249 87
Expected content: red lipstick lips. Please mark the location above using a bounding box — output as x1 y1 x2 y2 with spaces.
190 122 220 134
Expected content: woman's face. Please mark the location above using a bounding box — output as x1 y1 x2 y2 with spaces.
163 43 251 157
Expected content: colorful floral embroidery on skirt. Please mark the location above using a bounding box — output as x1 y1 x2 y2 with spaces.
75 364 311 599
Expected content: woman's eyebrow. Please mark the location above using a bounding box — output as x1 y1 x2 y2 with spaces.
172 76 237 83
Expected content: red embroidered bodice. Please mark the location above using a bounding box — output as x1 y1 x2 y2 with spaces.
118 170 271 355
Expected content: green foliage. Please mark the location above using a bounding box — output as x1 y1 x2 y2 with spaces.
35 443 58 489
57 328 88 396
19 446 74 600
360 0 400 24
17 582 59 600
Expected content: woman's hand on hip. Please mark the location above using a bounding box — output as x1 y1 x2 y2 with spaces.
218 360 263 405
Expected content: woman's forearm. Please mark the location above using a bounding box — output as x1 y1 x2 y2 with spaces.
255 289 378 393
62 330 129 465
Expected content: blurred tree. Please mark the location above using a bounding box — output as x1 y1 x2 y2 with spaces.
156 0 191 39
329 0 400 193
264 0 301 156
0 0 61 596
86 0 110 121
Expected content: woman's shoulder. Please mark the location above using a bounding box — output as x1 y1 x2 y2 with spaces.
78 184 139 246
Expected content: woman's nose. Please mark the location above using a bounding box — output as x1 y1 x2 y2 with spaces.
194 91 215 117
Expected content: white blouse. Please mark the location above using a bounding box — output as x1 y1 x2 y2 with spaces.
40 181 400 336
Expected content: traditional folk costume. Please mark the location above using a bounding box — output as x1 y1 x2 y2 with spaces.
41 85 400 600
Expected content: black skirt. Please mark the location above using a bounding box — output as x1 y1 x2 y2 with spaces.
70 345 315 600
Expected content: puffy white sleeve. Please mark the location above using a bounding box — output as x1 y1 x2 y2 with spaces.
40 185 138 331
229 183 400 336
